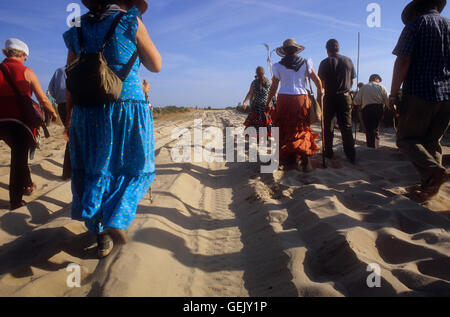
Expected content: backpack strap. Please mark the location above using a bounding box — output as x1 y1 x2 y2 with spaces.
119 51 138 82
76 13 125 53
101 12 126 51
102 13 139 82
77 26 84 53
102 13 139 81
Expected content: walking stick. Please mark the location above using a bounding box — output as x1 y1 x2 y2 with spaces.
320 95 327 168
355 32 360 141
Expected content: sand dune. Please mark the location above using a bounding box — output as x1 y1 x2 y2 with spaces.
0 110 449 297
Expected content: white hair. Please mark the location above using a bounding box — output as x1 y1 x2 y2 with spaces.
2 48 26 58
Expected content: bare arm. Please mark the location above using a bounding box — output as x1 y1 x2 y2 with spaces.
142 80 151 94
136 17 161 73
25 69 57 120
390 55 411 97
266 76 280 111
318 73 326 95
310 68 324 97
389 55 411 112
242 83 254 109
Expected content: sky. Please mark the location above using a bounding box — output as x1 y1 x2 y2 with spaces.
1 0 449 108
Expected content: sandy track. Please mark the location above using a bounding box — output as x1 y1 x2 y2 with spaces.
0 110 449 297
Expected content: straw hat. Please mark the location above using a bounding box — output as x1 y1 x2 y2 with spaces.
275 39 305 57
82 0 148 14
4 38 29 56
402 0 446 24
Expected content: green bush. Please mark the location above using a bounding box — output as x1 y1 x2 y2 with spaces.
152 105 190 117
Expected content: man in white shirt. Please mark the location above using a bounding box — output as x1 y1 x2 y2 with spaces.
353 74 389 148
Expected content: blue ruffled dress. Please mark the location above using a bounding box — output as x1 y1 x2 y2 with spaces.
63 7 155 234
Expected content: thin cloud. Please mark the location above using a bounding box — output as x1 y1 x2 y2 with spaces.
0 4 67 33
150 0 227 36
241 0 364 29
150 0 273 41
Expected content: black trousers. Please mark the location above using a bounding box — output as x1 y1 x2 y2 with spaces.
323 93 355 159
362 104 384 148
58 103 72 179
0 121 32 205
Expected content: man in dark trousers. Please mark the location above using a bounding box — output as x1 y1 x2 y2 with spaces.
48 66 71 180
390 0 449 200
318 39 356 164
353 74 389 149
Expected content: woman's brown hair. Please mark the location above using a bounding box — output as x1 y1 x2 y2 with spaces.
255 66 268 89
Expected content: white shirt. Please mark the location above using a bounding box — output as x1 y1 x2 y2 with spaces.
272 58 313 95
353 81 389 109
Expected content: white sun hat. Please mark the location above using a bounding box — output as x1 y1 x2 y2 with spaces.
5 38 30 56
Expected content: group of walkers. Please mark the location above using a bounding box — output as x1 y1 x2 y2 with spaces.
0 0 448 260
243 38 376 168
243 0 449 199
0 0 161 258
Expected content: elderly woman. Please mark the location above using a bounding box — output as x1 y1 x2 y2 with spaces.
64 0 161 258
266 39 323 171
0 39 57 210
242 66 272 135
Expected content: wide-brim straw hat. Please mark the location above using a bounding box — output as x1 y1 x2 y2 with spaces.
82 0 148 14
276 39 305 57
402 0 446 24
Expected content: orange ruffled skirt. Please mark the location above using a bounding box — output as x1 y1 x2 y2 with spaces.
271 94 319 163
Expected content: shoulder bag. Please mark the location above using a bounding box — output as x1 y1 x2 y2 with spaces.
305 61 322 125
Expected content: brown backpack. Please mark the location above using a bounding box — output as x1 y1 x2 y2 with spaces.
66 13 138 107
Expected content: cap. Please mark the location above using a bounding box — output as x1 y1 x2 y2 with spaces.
5 38 29 56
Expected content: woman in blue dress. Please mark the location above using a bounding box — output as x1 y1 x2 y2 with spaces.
63 0 161 258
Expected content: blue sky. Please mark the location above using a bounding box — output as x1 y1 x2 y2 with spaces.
1 0 449 108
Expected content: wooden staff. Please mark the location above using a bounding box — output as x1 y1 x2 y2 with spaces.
355 32 360 141
320 95 326 168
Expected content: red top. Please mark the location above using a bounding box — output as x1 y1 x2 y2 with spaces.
0 58 32 120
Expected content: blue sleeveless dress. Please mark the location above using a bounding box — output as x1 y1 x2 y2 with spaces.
63 7 155 234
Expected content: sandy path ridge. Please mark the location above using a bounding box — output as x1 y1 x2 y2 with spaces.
0 110 449 296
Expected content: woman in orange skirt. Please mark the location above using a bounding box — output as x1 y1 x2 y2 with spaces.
266 39 324 171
